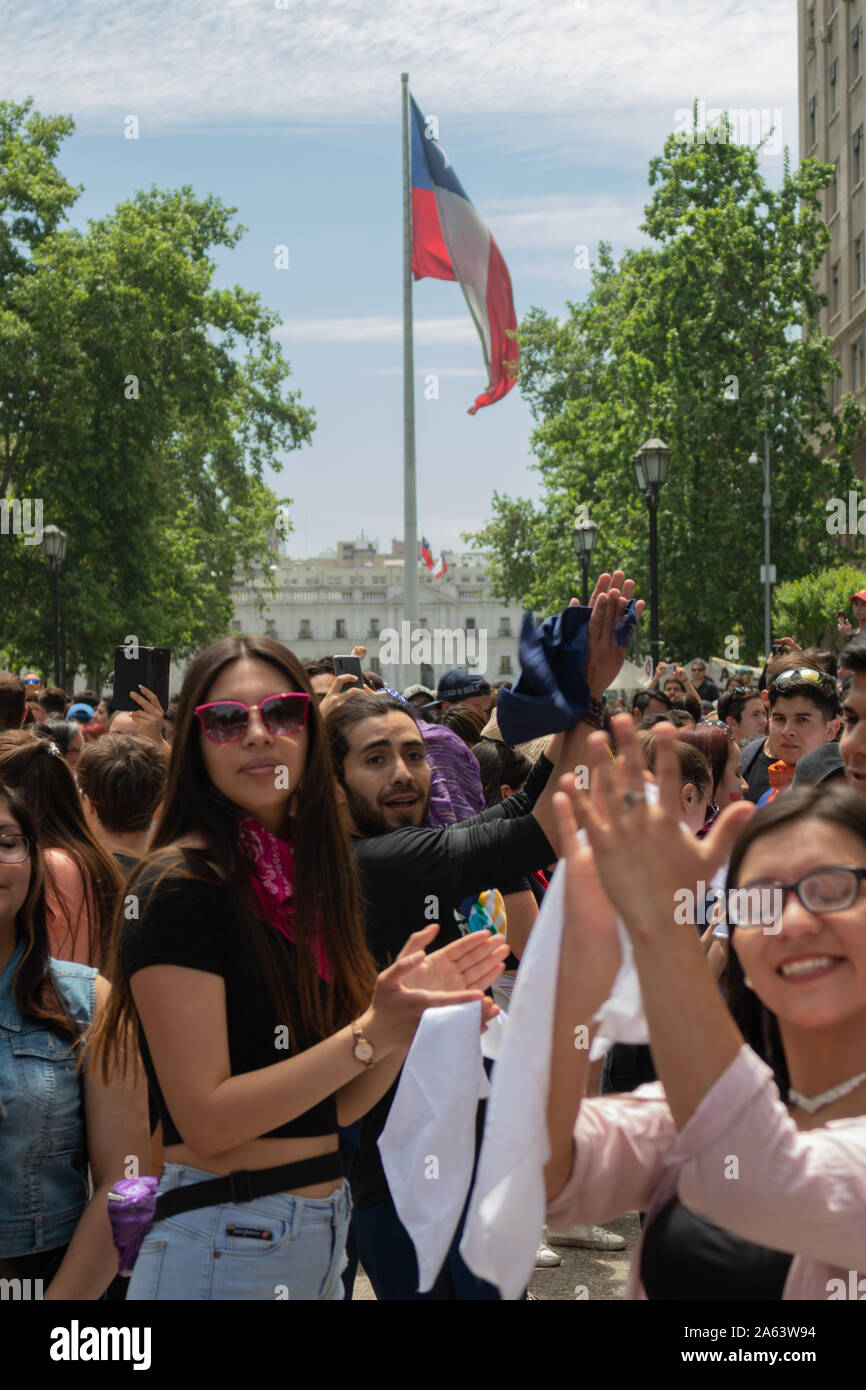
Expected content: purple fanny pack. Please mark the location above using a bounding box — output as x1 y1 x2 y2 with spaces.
107 1177 160 1276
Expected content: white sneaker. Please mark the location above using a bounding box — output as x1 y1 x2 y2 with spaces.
534 1242 562 1268
545 1224 626 1250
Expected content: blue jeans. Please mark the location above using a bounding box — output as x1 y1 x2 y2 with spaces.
352 1197 503 1300
126 1164 351 1301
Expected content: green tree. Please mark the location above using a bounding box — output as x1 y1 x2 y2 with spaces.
0 99 314 685
469 111 865 666
773 563 866 651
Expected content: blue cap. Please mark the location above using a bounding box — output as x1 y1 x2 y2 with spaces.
66 703 94 722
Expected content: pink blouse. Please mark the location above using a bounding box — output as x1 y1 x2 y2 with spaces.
547 1045 866 1300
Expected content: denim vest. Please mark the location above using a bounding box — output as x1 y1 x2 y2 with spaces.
0 936 96 1255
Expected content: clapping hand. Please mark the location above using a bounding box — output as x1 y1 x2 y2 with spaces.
563 716 753 942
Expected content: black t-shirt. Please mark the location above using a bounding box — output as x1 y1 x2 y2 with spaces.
743 737 775 804
641 1196 792 1300
696 677 720 703
352 755 555 1208
121 869 337 1145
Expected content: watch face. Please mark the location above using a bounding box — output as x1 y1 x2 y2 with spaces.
354 1040 374 1063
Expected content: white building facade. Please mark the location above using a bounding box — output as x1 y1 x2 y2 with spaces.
229 535 525 689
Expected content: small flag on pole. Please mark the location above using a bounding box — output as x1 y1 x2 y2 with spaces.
409 95 518 414
421 536 434 569
432 554 448 579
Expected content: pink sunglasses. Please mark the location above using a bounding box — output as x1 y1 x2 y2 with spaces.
194 691 311 743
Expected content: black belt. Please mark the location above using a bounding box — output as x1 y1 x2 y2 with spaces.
154 1151 343 1223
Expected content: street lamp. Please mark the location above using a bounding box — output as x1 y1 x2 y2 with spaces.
750 414 774 662
42 525 67 686
571 514 600 605
633 437 671 673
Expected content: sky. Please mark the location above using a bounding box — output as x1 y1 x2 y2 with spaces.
3 0 799 558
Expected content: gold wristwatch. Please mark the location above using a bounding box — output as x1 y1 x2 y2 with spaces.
352 1023 374 1067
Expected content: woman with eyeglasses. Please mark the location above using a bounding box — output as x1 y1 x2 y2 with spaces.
545 718 866 1299
0 782 150 1297
89 635 504 1301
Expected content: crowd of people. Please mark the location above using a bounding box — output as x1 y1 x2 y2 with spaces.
1 573 864 1303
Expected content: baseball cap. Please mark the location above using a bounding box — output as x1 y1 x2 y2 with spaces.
66 702 94 723
792 743 845 788
402 684 435 702
424 669 492 708
849 589 866 602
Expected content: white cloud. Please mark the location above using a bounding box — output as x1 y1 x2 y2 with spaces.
2 0 796 141
275 316 478 344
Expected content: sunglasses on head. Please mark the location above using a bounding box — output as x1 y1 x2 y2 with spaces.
770 668 836 695
195 691 311 743
24 678 40 686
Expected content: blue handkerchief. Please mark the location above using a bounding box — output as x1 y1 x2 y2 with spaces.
497 599 638 744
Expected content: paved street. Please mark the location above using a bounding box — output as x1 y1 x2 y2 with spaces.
352 1211 639 1300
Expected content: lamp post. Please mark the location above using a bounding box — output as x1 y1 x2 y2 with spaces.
571 514 600 606
633 437 671 673
750 411 773 662
42 526 67 686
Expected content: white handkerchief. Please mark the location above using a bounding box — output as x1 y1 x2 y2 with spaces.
460 860 567 1299
378 1000 486 1293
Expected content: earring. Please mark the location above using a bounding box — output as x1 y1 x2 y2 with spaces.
743 975 754 989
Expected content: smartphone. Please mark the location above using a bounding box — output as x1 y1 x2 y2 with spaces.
771 641 782 657
838 610 846 619
113 645 172 712
333 654 364 689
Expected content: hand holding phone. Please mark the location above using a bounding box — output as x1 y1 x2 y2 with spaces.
333 655 364 689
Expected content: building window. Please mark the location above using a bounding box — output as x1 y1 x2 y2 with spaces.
809 94 818 147
857 235 865 293
831 157 839 216
498 618 512 637
832 260 841 314
851 335 864 392
466 617 476 630
832 362 842 408
335 619 346 639
231 619 241 632
367 656 381 675
854 126 863 185
809 6 815 43
830 60 838 115
265 619 276 637
368 619 380 637
854 18 863 80
299 619 312 639
499 655 513 675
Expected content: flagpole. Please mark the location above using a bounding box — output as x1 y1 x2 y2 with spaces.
401 72 418 690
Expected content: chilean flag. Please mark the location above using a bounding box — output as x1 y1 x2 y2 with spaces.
432 554 448 579
410 96 518 414
421 535 434 569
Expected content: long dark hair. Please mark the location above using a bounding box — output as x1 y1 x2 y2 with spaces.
91 635 378 1080
0 731 122 968
0 781 82 1045
725 783 866 1100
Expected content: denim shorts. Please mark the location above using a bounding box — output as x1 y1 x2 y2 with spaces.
126 1164 351 1301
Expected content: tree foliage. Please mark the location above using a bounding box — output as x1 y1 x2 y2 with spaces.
0 98 314 685
469 112 865 665
773 563 866 652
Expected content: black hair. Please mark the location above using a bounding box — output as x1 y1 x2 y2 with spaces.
633 688 672 716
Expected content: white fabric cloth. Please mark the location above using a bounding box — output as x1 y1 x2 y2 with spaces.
459 859 568 1298
461 784 660 1297
378 1000 488 1292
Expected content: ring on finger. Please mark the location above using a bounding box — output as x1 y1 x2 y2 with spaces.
622 789 644 808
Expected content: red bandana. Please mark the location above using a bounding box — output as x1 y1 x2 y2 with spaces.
237 817 331 982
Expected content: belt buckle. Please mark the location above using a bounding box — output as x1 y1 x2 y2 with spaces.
227 1169 255 1204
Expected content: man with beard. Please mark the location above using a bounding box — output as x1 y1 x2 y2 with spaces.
326 572 642 1299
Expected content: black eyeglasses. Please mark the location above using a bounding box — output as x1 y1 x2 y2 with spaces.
730 866 866 928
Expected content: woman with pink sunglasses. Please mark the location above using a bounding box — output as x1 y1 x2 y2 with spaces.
90 634 504 1300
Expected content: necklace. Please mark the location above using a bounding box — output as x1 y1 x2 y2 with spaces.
788 1070 866 1115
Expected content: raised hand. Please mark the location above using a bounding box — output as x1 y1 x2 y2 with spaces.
584 571 646 698
128 685 168 748
364 925 499 1056
568 715 753 942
